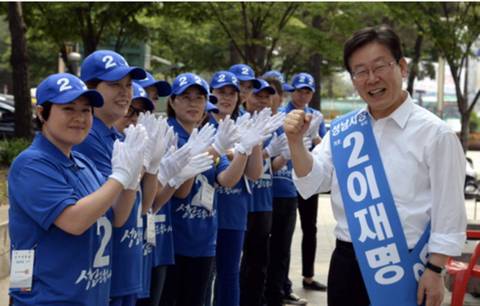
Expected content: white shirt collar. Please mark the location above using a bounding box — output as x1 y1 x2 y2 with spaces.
365 92 414 129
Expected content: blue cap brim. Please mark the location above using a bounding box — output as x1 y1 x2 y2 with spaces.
283 84 294 92
133 97 155 111
154 81 172 97
206 101 219 113
173 84 208 96
98 66 146 81
294 84 315 93
211 83 240 92
50 89 104 107
253 86 276 95
209 95 218 104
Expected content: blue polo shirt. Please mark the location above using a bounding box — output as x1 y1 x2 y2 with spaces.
154 202 174 266
168 117 223 257
9 133 113 305
74 116 143 297
209 114 250 231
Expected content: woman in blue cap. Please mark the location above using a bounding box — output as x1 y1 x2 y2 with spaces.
135 71 171 106
207 70 265 306
159 72 248 306
228 64 261 107
74 50 160 306
239 79 278 306
8 73 146 305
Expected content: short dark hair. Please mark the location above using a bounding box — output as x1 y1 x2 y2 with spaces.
85 79 101 89
167 96 176 118
343 25 403 74
35 102 52 128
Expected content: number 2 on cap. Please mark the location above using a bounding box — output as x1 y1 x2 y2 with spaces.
57 78 72 92
102 55 117 69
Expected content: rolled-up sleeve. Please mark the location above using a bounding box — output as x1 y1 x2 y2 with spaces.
293 132 334 199
426 130 467 256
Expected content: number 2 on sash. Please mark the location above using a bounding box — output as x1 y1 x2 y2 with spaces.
93 216 112 268
343 131 369 168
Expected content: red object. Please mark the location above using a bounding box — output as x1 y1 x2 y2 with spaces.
446 230 480 306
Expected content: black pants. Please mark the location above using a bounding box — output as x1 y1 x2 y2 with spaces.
240 211 273 306
159 255 214 306
265 197 298 306
327 240 370 306
137 265 168 306
297 192 318 278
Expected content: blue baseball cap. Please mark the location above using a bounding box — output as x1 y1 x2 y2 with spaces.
36 73 103 107
206 101 219 113
253 79 276 95
263 70 294 92
132 83 154 111
171 73 209 96
210 71 240 92
136 71 171 97
80 50 146 82
289 72 315 92
229 64 261 88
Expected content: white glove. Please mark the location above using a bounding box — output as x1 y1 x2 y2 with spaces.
157 144 191 186
263 112 286 136
110 124 148 190
306 112 323 139
234 113 268 155
168 153 214 188
264 133 286 157
212 115 240 155
185 123 216 157
138 113 175 174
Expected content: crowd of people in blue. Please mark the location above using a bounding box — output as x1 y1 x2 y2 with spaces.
8 25 467 306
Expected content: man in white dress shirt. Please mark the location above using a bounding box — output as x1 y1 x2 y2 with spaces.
284 25 467 306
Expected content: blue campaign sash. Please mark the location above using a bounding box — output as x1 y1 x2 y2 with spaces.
330 109 430 306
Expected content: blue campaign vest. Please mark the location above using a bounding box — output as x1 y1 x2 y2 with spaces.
209 113 250 230
330 109 429 306
154 202 174 266
167 117 220 257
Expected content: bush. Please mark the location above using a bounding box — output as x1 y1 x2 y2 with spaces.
0 138 31 166
471 112 480 132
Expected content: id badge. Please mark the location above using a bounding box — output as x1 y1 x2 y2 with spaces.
146 213 156 246
10 249 34 291
200 182 214 212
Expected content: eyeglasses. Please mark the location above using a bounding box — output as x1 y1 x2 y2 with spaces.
126 105 145 118
352 60 397 81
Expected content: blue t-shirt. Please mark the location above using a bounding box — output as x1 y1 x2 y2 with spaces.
168 117 223 257
74 116 143 297
9 134 113 305
154 202 174 266
209 114 250 231
249 140 273 212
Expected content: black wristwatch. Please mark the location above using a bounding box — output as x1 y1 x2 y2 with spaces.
425 261 444 274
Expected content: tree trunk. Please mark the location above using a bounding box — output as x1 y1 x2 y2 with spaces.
309 52 322 111
8 2 33 139
407 34 423 96
461 107 470 153
308 15 323 111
